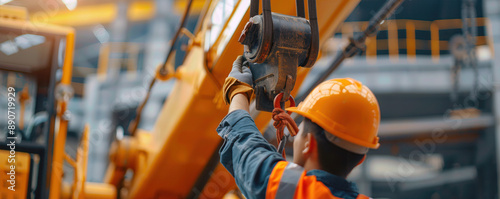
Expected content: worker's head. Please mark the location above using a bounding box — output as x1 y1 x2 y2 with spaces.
287 78 380 177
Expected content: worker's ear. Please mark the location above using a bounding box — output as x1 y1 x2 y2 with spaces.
356 155 366 166
302 133 315 155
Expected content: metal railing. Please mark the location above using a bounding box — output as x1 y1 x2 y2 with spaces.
335 18 491 63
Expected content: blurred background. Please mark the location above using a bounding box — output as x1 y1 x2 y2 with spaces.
1 0 499 198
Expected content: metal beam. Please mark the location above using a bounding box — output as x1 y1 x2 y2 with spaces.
299 56 493 95
378 114 494 137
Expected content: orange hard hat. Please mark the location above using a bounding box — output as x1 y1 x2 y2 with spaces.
287 78 380 150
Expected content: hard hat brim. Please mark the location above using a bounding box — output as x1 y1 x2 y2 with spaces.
286 107 380 149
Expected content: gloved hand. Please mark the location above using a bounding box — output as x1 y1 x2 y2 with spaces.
222 56 254 104
228 56 253 86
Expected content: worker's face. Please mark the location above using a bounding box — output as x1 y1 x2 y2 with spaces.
293 122 307 166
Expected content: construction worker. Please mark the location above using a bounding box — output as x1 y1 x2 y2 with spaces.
217 56 380 199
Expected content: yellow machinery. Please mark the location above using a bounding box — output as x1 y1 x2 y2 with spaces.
0 5 114 199
1 0 359 198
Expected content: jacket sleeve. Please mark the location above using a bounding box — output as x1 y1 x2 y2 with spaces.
216 110 285 199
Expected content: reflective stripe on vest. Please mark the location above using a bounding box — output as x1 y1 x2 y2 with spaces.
267 161 372 199
276 162 305 198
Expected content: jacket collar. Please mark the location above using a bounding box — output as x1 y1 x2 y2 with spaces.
306 169 359 193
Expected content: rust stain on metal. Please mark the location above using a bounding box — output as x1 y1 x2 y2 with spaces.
238 22 253 43
255 73 275 83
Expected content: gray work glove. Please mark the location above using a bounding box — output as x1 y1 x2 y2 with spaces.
228 55 253 86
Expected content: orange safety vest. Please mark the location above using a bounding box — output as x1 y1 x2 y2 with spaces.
266 161 371 199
